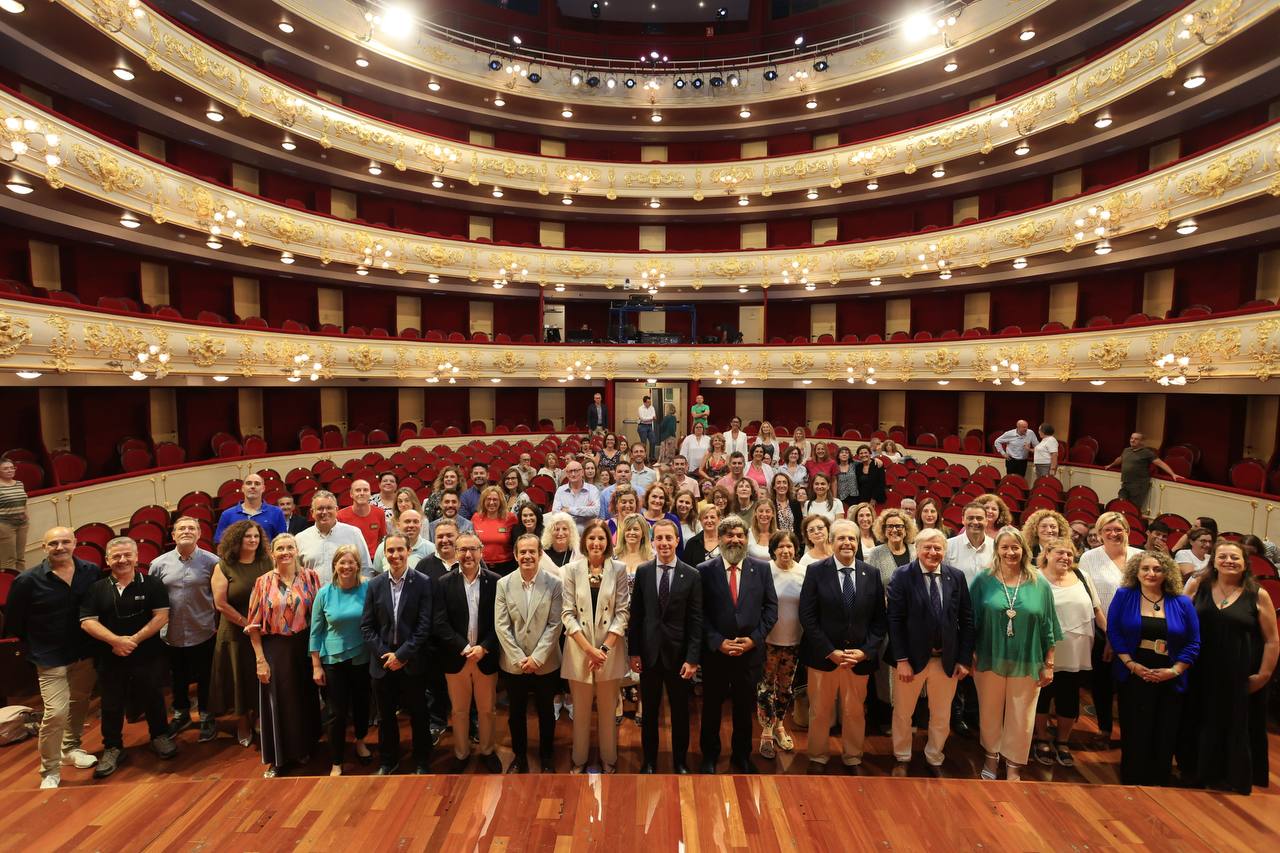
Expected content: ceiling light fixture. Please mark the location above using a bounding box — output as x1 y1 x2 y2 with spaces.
739 107 751 119
939 269 952 280
1176 218 1198 235
280 251 295 264
866 179 879 191
1094 239 1112 255
805 96 817 110
738 285 749 293
112 67 135 82
794 35 804 46
1012 256 1028 270
492 186 504 198
205 237 222 250
869 277 881 286
1019 27 1036 41
943 59 958 73
205 109 224 122
211 375 228 382
650 112 662 123
561 194 573 205
280 139 296 151
1094 114 1113 129
648 197 660 209
806 188 818 200
1089 380 1107 386
355 57 370 68
931 164 945 178
278 21 294 34
728 72 740 87
5 179 32 195
0 1 26 13
367 162 382 175
427 80 441 92
813 58 829 72
561 107 573 118
119 212 140 229
1014 140 1030 156
554 283 565 292
606 76 616 89
1183 71 1206 89
430 176 444 189
356 265 369 276
738 194 749 206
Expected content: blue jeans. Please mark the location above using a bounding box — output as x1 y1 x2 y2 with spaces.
637 423 656 458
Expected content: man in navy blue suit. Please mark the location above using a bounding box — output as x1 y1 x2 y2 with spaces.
361 534 434 775
697 514 777 774
886 528 974 776
799 518 887 773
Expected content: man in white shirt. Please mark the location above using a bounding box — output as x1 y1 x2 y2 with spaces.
1034 423 1060 482
723 417 749 458
551 459 600 533
629 444 657 496
944 504 994 585
637 395 658 461
993 420 1038 479
598 462 632 518
295 491 373 584
373 510 434 573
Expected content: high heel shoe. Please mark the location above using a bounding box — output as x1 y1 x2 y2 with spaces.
980 753 1000 781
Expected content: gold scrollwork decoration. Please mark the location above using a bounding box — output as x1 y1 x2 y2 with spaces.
635 352 670 376
556 257 602 279
0 311 32 358
1175 151 1259 198
783 353 815 376
708 258 756 279
493 351 526 375
620 169 685 189
348 344 385 373
1247 318 1280 381
1088 337 1130 371
258 213 317 246
922 348 960 375
185 333 226 367
73 144 144 195
45 316 75 373
996 218 1054 250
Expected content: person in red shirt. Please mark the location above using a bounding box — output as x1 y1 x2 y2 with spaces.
336 479 386 556
471 485 517 574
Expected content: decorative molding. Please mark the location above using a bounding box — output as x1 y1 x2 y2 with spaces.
40 0 1276 201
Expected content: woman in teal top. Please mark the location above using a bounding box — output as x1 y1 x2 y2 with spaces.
309 545 372 775
970 527 1061 781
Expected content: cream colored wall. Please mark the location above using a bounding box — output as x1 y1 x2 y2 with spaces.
137 132 166 160
1257 249 1280 301
1244 397 1279 462
29 240 61 290
1044 393 1073 444
537 388 565 430
811 303 837 339
1048 282 1078 324
330 188 358 219
879 390 906 431
740 222 767 250
317 288 344 327
398 388 425 429
740 140 767 159
885 298 911 335
539 221 566 248
963 292 991 330
469 216 493 240
539 139 566 157
395 294 420 333
1052 168 1082 200
18 84 52 107
320 387 347 432
238 388 263 438
958 392 984 434
469 129 495 147
639 226 665 251
640 145 667 162
812 217 838 244
952 196 980 223
968 93 997 110
233 277 260 319
38 388 70 452
1142 268 1175 317
1149 139 1180 169
469 300 494 335
638 312 665 333
735 389 764 427
231 163 259 195
806 390 833 432
140 262 170 308
1136 395 1166 448
739 306 764 344
813 132 840 150
149 389 177 444
316 88 344 105
470 387 495 432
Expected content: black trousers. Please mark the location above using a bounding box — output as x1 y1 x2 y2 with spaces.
639 661 692 767
1119 676 1182 786
952 673 979 724
373 668 431 767
700 653 758 764
323 659 371 766
99 653 168 749
426 660 450 729
168 636 215 715
1090 638 1115 735
503 671 558 763
1005 458 1029 478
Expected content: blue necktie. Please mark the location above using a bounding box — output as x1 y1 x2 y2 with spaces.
927 572 942 619
840 567 855 613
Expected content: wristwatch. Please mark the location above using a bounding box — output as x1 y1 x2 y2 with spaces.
598 643 610 655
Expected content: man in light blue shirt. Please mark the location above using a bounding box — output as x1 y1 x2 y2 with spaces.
427 492 474 540
598 462 632 519
993 420 1038 479
373 510 434 573
629 445 657 496
552 459 600 533
296 491 373 584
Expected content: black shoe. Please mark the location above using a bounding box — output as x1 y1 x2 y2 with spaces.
480 753 503 774
451 756 471 773
925 763 945 778
167 712 192 737
414 764 431 775
951 719 972 737
729 757 758 775
375 763 399 776
93 747 125 779
197 718 217 743
639 763 657 774
430 727 444 747
892 761 910 778
509 757 529 774
673 764 691 775
699 760 717 774
807 761 828 775
845 763 866 776
539 754 555 773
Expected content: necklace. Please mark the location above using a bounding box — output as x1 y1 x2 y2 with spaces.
1216 584 1242 609
1139 590 1163 612
999 569 1023 637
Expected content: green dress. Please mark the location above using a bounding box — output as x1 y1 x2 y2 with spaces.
208 556 272 716
690 402 709 429
970 571 1062 678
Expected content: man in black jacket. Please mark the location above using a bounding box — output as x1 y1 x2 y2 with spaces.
586 392 608 433
629 518 702 774
432 533 502 773
886 528 974 776
361 534 433 775
799 518 887 773
697 515 777 774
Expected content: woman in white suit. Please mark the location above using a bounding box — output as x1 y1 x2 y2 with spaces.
561 518 632 773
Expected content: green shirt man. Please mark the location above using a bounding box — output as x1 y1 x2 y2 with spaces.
690 394 710 429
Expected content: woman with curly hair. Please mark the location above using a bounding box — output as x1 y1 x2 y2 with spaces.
864 508 919 587
1020 508 1072 563
699 433 730 483
973 494 1013 537
606 485 639 541
422 465 464 521
208 520 272 747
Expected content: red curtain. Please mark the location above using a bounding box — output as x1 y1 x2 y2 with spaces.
989 282 1049 332
61 245 140 306
565 140 643 161
832 389 879 436
1082 149 1147 191
177 389 240 461
492 297 539 338
696 302 744 343
664 223 740 252
983 393 1045 441
67 388 150 477
355 197 399 226
1173 250 1256 313
493 215 539 245
763 390 806 433
166 142 233 185
169 265 234 319
494 131 540 154
839 102 960 146
421 294 469 335
766 299 811 341
766 218 812 248
424 388 469 432
563 388 597 432
667 140 740 162
1075 270 1143 324
838 207 914 241
0 389 43 457
982 176 1051 218
906 391 959 439
494 388 538 429
259 171 329 211
1181 105 1268 157
910 290 964 334
260 277 319 329
994 68 1052 100
395 202 469 238
1163 394 1246 483
54 96 137 147
346 388 397 434
836 297 886 339
913 199 952 230
263 388 321 451
1069 393 1137 462
342 287 397 331
564 221 639 251
563 301 609 339
697 388 736 433
389 106 468 142
767 133 812 156
0 228 30 282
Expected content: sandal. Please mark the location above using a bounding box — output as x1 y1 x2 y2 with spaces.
775 724 795 752
759 737 776 759
1032 739 1055 766
1054 742 1074 768
980 753 1000 781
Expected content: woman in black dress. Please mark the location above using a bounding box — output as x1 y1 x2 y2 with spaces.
853 445 886 506
1180 539 1278 793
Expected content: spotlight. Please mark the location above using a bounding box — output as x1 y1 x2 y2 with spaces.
1093 114 1112 129
794 35 804 46
492 186 504 198
527 72 540 84
1012 257 1028 270
112 67 135 82
1176 218 1198 235
555 283 565 292
427 79 441 91
493 95 505 107
511 35 522 45
278 21 294 34
368 162 382 175
716 6 727 18
591 1 600 17
280 251 295 264
727 72 740 87
813 58 828 72
738 194 748 206
710 73 724 87
866 179 879 191
648 197 660 209
650 112 662 123
488 57 503 71
570 71 583 86
902 12 932 40
763 66 778 81
739 107 751 119
1019 27 1036 41
431 176 444 189
1182 72 1206 89
586 73 601 87
205 237 222 250
562 194 573 205
355 57 369 68
805 96 817 109
869 277 881 286
943 59 958 73
0 1 25 13
1014 140 1030 156
205 109 224 122
691 77 703 89
1094 239 1112 255
931 164 945 178
561 107 574 118
738 285 749 293
806 188 818 200
119 212 140 229
606 77 616 89
671 78 683 89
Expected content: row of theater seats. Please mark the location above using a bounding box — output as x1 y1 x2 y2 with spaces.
3 282 1276 345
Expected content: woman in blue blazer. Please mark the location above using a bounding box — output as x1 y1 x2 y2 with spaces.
1106 550 1199 787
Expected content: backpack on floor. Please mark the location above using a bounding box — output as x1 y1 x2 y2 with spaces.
0 706 38 745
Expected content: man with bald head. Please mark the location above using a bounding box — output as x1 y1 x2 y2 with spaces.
373 509 434 573
338 479 388 556
3 526 102 788
213 472 287 543
993 420 1037 480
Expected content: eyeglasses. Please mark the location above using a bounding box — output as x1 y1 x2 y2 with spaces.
457 546 481 552
884 524 906 531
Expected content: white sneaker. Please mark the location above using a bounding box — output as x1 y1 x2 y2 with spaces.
62 749 98 769
40 774 60 789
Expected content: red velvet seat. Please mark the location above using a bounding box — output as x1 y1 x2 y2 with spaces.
121 448 153 473
241 316 269 328
197 310 227 324
243 435 268 456
154 306 183 320
471 332 490 342
282 319 310 332
368 429 390 444
1229 460 1267 492
155 441 185 467
130 505 170 528
10 461 43 490
399 328 421 339
216 440 243 458
912 331 933 341
345 325 367 337
1085 315 1114 327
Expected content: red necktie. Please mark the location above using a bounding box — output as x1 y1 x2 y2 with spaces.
728 565 739 606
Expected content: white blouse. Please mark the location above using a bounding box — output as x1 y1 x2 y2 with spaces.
1077 545 1142 611
802 499 844 522
768 562 808 646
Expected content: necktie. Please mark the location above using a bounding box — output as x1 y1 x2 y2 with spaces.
927 572 942 619
840 567 855 613
658 566 671 613
728 565 739 606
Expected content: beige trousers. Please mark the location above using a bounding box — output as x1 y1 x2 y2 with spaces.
445 660 498 760
36 658 96 777
890 658 960 765
974 669 1042 765
0 519 28 570
568 677 621 768
806 667 868 765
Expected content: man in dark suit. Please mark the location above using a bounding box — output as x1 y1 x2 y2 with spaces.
886 528 974 776
360 534 434 775
697 514 777 774
799 518 887 773
629 518 702 774
586 392 608 433
277 496 311 535
432 533 502 773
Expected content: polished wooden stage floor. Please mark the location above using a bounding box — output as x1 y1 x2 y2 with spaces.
1 692 1277 851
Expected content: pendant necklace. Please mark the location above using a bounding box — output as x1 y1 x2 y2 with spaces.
1000 571 1023 637
1139 590 1162 612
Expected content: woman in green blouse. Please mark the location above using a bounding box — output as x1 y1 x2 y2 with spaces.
309 545 372 776
970 527 1061 781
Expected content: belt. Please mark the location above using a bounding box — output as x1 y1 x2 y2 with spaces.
930 650 943 657
1138 638 1169 654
